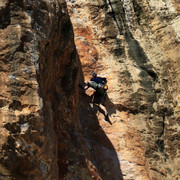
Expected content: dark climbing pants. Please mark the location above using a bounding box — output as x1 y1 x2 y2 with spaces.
89 81 106 105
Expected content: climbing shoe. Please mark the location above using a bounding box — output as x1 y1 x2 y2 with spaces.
105 112 108 120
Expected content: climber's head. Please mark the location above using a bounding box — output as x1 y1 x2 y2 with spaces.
91 72 97 78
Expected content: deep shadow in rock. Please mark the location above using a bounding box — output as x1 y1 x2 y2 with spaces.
78 76 123 180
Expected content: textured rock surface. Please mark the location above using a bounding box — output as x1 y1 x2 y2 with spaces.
0 0 180 180
0 0 95 179
67 0 180 179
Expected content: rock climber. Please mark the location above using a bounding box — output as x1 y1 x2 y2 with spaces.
82 72 109 119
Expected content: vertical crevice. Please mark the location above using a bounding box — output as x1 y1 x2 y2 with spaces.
106 0 125 35
0 2 11 29
157 115 165 153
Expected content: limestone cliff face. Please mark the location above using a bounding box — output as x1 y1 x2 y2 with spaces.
0 0 180 180
67 0 180 179
0 1 94 179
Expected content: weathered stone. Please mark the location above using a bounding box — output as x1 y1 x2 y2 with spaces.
0 0 95 179
1 0 180 179
67 0 180 179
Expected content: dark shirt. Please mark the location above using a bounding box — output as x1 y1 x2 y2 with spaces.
90 77 103 84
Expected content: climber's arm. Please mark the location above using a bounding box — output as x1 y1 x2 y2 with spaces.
84 82 90 90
